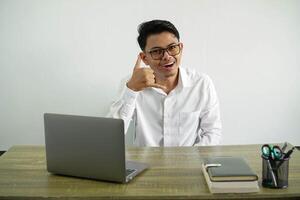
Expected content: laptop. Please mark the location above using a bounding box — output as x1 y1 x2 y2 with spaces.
44 113 148 183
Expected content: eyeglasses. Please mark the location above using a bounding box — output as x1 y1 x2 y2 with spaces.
147 43 182 60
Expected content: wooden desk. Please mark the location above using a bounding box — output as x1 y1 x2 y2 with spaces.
0 145 299 199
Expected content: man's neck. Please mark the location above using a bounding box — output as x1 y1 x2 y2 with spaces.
156 69 179 94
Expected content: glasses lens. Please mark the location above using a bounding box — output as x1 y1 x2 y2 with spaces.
167 44 180 56
150 49 164 60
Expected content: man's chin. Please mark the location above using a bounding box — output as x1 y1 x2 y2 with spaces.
160 67 179 78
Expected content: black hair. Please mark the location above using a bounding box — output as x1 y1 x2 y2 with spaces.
137 20 180 51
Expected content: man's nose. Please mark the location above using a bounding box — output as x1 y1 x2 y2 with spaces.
161 50 172 60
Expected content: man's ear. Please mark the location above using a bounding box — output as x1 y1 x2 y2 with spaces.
180 42 184 51
139 52 150 66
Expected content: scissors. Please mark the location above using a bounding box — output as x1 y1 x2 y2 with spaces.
261 144 283 160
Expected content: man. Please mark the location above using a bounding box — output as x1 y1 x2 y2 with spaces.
108 20 221 147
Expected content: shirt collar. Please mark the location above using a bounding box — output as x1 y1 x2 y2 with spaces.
178 67 193 88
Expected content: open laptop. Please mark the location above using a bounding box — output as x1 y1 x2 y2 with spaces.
44 113 148 183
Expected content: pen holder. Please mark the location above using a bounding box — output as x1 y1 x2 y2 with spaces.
262 156 289 188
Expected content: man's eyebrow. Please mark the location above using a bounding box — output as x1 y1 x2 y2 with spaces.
149 42 177 50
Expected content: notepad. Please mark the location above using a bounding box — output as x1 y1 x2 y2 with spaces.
201 157 259 193
205 157 258 182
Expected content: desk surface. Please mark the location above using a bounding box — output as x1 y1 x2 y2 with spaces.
0 144 299 199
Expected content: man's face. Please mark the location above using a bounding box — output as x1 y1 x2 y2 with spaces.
141 32 183 80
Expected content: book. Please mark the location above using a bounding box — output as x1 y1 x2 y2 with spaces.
205 156 258 181
201 157 259 193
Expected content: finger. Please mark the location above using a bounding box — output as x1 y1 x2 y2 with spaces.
134 55 142 69
142 68 154 74
147 83 167 90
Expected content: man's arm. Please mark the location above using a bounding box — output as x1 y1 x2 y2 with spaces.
107 85 139 133
107 55 166 133
194 76 222 146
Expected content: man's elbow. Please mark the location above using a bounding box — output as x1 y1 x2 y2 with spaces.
195 129 222 146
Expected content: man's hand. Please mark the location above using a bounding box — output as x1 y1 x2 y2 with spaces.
127 55 166 91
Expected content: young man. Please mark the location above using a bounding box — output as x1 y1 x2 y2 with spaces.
108 20 222 147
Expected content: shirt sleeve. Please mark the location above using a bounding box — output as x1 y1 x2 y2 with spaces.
194 75 222 146
106 80 139 133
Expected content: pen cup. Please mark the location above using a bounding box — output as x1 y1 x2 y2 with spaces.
262 155 289 188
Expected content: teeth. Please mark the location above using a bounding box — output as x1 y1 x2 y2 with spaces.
163 62 174 67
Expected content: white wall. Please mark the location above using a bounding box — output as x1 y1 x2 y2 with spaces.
0 0 299 150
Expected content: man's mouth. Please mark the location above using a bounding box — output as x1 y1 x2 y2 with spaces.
162 61 175 68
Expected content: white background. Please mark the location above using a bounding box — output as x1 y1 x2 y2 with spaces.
0 0 299 150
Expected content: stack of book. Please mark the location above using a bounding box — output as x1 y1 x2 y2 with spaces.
201 156 259 193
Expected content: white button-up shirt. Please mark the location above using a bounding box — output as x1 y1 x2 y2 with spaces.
107 67 222 147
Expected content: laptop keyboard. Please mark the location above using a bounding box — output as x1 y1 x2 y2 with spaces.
126 168 136 176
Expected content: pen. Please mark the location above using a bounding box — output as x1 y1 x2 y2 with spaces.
276 146 295 170
281 142 288 153
283 147 295 158
283 147 295 159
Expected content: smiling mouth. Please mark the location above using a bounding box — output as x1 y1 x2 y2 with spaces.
162 62 175 68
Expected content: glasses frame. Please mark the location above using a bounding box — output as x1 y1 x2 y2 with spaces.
146 43 182 60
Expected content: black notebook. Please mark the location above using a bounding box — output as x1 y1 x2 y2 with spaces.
204 157 258 182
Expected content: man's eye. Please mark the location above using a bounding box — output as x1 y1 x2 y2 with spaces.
168 45 177 51
151 49 163 55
